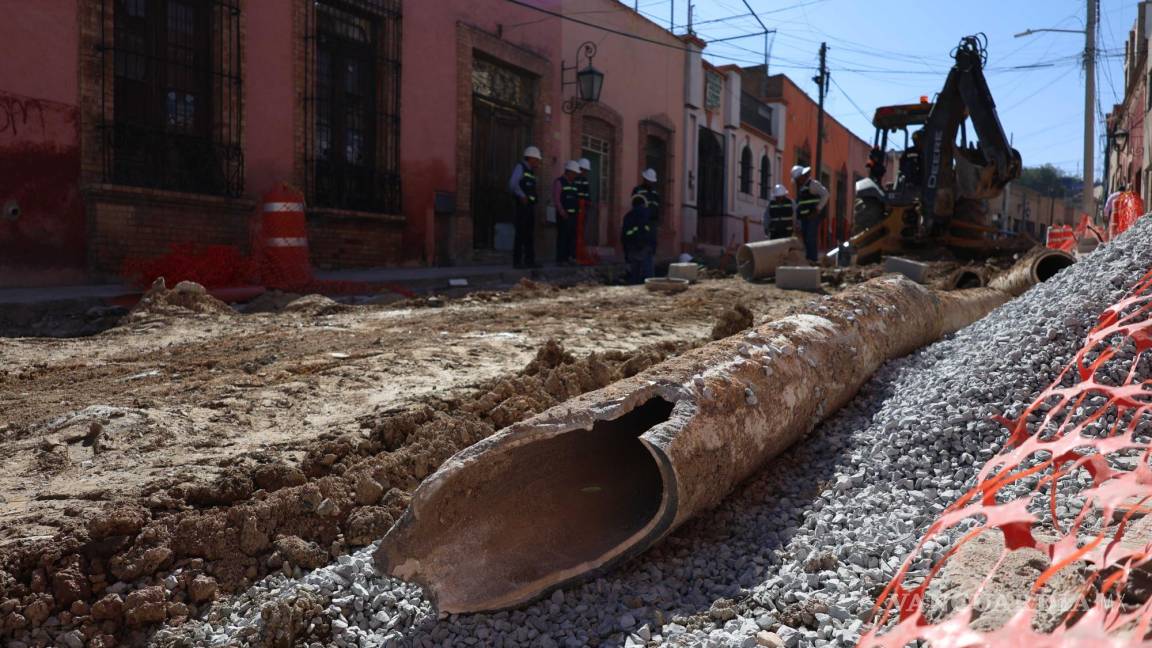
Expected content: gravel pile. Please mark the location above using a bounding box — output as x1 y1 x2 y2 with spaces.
157 222 1152 648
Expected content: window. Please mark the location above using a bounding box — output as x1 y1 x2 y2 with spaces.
759 153 770 199
582 133 612 205
105 0 243 195
739 145 753 194
309 0 402 213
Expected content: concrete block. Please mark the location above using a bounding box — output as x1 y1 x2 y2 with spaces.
775 266 822 292
883 256 929 284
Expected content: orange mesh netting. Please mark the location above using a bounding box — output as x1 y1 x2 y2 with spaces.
862 269 1152 647
1113 194 1147 241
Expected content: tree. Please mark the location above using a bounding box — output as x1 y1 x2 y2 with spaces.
1015 164 1078 198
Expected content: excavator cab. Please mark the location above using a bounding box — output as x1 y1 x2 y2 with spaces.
847 34 1027 265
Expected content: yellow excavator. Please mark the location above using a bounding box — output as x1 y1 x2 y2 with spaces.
847 34 1030 265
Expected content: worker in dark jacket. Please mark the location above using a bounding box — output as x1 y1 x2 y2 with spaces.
508 145 542 268
764 184 795 239
791 164 829 263
553 160 581 265
631 168 661 222
622 194 655 284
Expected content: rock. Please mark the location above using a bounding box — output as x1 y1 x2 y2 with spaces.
58 629 84 648
345 506 395 545
317 498 339 517
124 586 167 625
109 546 173 581
188 575 218 604
619 613 636 629
91 594 124 622
757 630 785 647
22 593 53 626
52 564 91 607
87 505 149 540
2 612 26 632
355 475 385 505
275 536 329 569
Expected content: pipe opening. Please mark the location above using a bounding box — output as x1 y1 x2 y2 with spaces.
391 397 675 612
951 270 984 289
1036 253 1075 282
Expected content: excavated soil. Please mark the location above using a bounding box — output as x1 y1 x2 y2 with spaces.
0 276 817 646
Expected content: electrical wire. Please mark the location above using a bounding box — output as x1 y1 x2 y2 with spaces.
829 75 871 123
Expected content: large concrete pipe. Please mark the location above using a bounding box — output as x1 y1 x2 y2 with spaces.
736 238 806 281
988 248 1075 297
375 276 1014 614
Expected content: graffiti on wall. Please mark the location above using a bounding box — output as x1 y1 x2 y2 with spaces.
0 94 46 138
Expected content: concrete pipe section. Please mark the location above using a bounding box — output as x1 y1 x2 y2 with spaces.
376 255 1071 615
736 238 805 281
989 248 1076 297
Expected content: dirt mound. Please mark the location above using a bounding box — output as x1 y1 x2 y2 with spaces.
126 278 235 322
239 290 304 314
282 294 347 316
0 340 689 646
711 303 754 339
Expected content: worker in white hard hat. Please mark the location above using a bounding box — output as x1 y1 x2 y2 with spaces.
791 164 829 263
631 168 661 223
553 160 582 265
508 145 543 268
764 183 796 240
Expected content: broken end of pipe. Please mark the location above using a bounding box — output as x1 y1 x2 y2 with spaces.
1035 249 1076 281
374 395 681 614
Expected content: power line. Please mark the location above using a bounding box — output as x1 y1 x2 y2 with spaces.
829 75 871 124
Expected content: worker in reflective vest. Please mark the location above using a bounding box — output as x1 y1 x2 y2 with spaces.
791 164 829 263
575 158 592 263
631 168 661 222
553 160 582 265
765 184 796 240
622 194 655 284
508 146 542 269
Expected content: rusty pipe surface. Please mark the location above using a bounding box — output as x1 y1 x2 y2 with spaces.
988 248 1075 297
374 276 1015 614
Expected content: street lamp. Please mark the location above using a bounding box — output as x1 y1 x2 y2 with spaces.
1016 8 1096 217
562 42 604 114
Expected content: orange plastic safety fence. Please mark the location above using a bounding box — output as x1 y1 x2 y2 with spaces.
1113 193 1147 241
862 269 1152 647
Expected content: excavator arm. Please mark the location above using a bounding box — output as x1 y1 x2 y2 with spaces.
920 34 1022 228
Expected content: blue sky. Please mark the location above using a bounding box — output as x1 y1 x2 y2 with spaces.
628 0 1129 179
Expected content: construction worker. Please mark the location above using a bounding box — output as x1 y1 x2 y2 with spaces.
575 158 593 263
1104 182 1126 229
765 184 795 240
631 168 661 222
792 164 829 263
508 145 541 269
899 130 923 189
553 160 581 265
622 194 655 284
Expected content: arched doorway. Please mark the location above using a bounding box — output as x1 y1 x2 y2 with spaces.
697 127 725 245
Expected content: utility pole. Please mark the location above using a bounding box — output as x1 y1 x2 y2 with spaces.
1083 0 1097 218
813 43 829 235
1016 0 1099 217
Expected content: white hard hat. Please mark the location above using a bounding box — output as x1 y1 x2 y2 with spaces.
523 146 542 160
772 184 789 198
565 160 581 173
642 168 658 183
790 165 811 180
578 158 592 171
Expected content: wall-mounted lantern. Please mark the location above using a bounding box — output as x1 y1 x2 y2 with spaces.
561 42 604 114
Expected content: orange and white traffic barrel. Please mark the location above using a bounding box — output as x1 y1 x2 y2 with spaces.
1046 225 1074 252
259 183 312 289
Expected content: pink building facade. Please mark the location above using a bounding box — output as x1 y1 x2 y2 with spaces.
0 0 699 287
